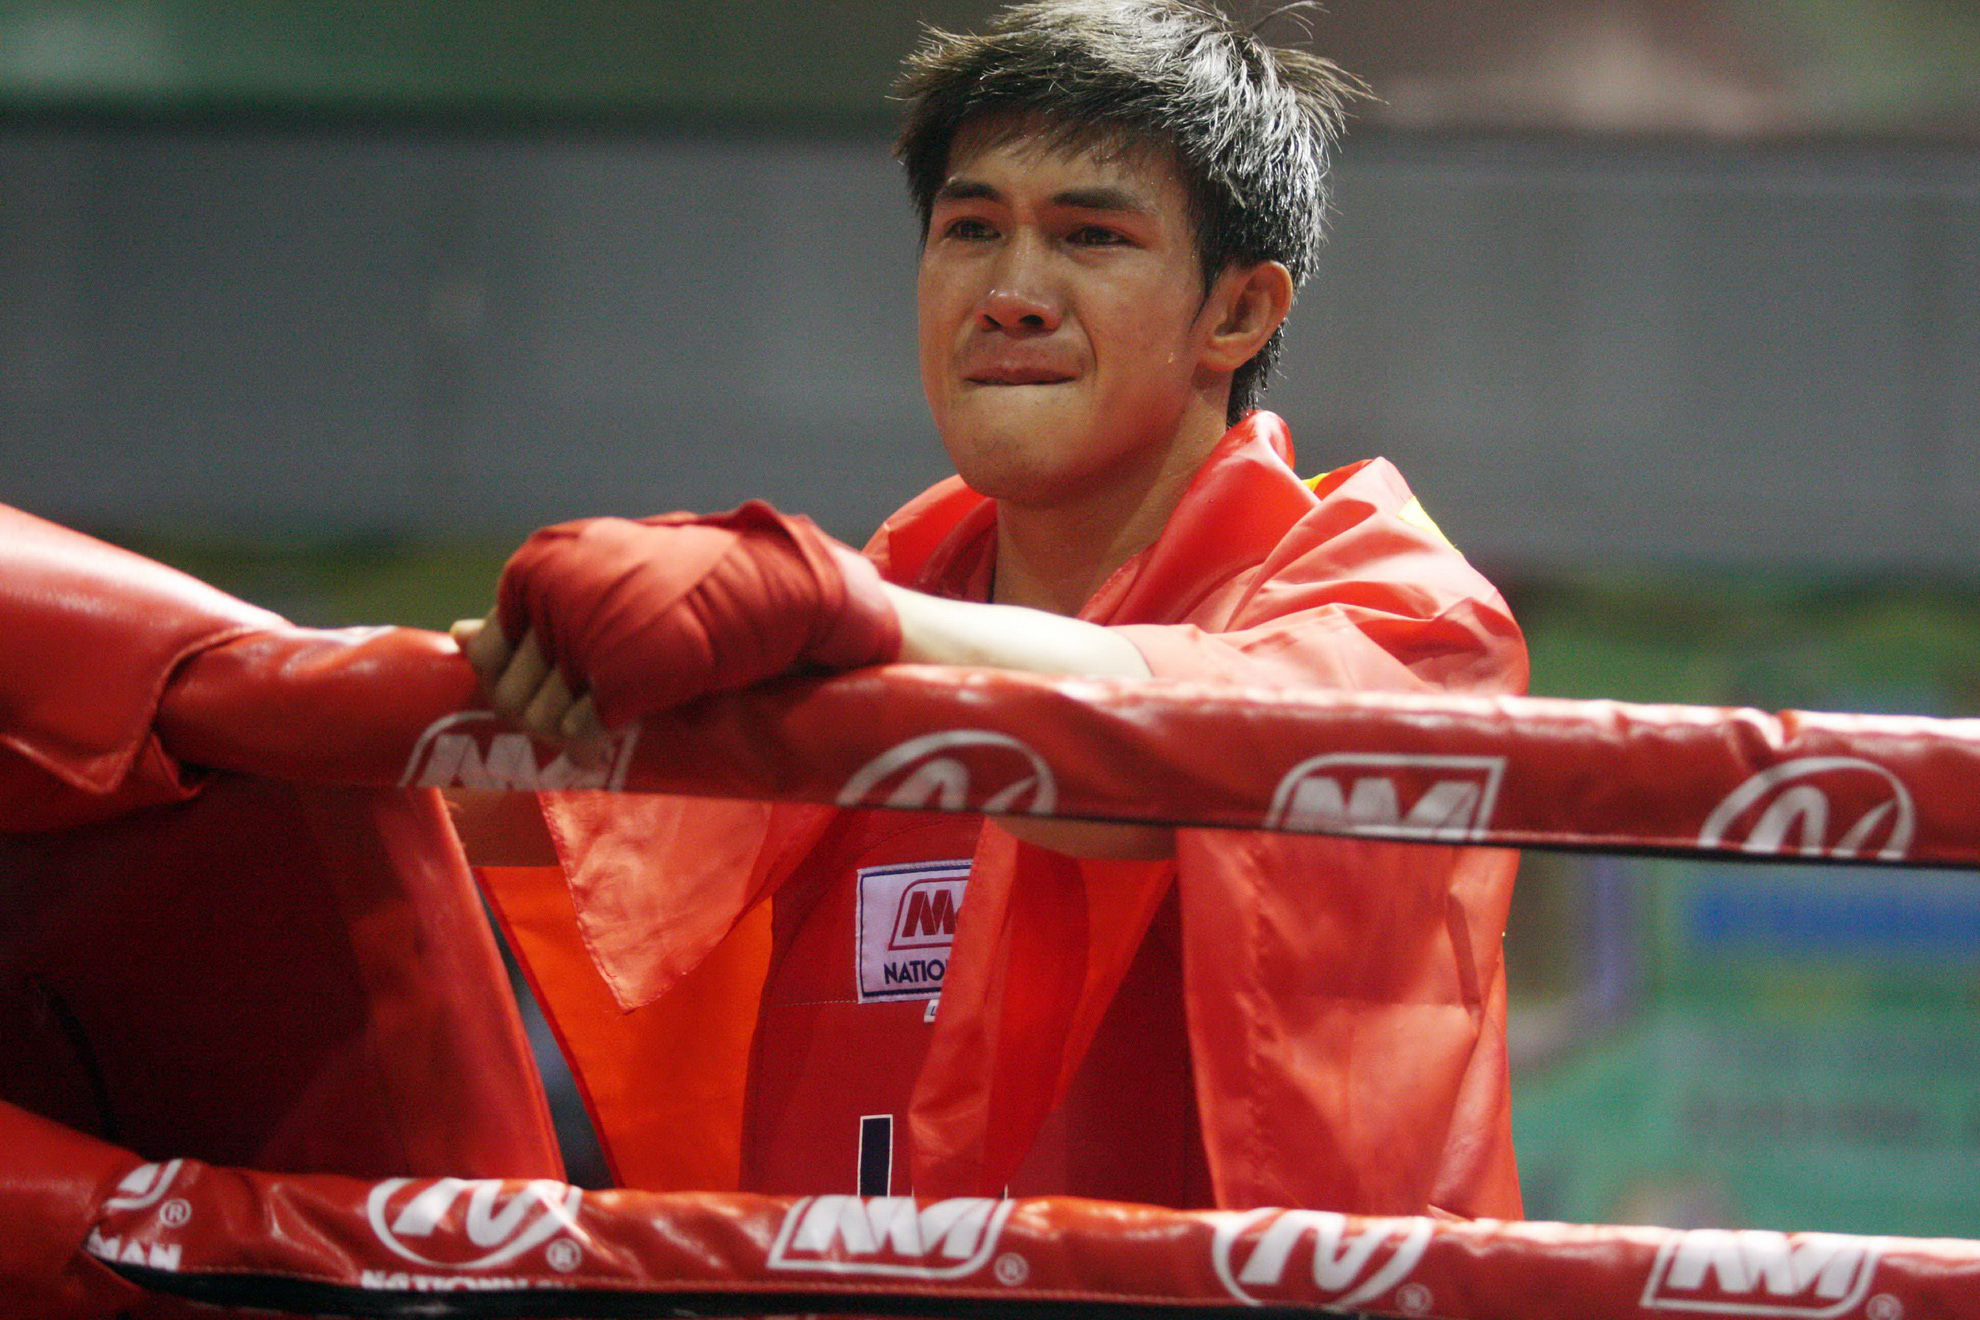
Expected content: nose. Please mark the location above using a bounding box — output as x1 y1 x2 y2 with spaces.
977 239 1061 335
978 287 1061 334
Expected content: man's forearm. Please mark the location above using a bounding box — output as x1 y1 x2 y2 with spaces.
883 583 1151 677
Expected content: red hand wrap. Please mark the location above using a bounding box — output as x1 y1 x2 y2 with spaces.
497 501 901 726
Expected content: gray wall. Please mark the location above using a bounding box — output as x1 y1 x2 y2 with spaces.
1301 140 1980 575
2 125 1975 573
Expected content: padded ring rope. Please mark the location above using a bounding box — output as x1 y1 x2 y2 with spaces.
85 1153 1980 1318
158 624 1980 867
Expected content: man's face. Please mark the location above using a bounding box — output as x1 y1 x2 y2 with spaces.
917 126 1218 508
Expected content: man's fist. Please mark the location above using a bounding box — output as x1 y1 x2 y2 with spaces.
460 502 900 735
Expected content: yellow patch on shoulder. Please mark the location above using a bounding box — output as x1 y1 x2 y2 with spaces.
1397 496 1456 550
1304 469 1459 552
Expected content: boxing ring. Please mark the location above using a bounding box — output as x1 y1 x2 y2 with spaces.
9 518 1980 1317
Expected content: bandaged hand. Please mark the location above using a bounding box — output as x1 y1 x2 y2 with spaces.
455 501 900 738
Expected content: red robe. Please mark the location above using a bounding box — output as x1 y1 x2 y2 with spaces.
495 412 1528 1216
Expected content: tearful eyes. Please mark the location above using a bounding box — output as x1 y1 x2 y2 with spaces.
936 218 1132 248
1067 225 1127 246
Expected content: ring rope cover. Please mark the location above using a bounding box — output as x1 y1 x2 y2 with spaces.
85 1155 1980 1319
159 624 1979 868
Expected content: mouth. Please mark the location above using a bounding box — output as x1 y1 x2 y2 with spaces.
962 364 1077 386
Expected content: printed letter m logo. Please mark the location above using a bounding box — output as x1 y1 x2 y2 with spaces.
401 712 638 792
896 882 960 944
1266 755 1506 843
1641 1230 1880 1316
766 1196 1015 1279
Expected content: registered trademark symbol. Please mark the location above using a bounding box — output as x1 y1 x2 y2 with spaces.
159 1199 191 1228
1395 1282 1433 1316
993 1252 1030 1286
1867 1293 1903 1320
545 1238 583 1274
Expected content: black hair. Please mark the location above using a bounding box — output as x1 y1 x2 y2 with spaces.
895 0 1364 421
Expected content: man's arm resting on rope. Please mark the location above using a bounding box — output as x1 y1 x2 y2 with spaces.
455 513 1170 860
853 586 1175 860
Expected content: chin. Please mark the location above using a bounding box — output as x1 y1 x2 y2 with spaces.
940 415 1058 494
946 448 1049 501
936 390 1146 505
949 444 1114 508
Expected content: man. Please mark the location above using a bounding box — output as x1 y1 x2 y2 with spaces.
459 0 1526 1217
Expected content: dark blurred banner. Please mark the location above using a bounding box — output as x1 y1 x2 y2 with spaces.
0 0 1975 138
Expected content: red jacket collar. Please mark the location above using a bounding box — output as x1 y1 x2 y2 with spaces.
865 411 1318 625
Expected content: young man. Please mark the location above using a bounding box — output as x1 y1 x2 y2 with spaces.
461 0 1526 1217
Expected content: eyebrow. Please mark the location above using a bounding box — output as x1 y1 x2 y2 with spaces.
932 178 1155 215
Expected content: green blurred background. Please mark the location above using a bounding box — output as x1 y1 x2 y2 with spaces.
1508 578 1980 1235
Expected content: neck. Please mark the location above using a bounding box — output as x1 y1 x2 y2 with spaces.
991 400 1231 616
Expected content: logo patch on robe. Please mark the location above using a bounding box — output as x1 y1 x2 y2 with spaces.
856 859 971 1003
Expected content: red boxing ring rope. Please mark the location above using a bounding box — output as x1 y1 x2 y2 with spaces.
160 625 1980 867
82 1153 1980 1319
24 622 1980 1318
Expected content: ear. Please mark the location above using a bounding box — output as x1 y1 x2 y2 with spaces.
1197 260 1294 374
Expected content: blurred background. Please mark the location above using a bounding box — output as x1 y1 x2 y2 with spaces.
3 0 1978 1233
